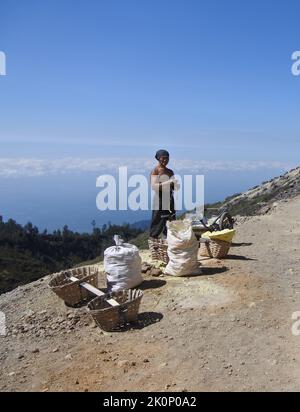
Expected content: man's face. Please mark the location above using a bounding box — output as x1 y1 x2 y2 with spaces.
159 156 169 166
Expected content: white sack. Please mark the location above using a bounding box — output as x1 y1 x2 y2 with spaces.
104 235 142 292
165 220 201 277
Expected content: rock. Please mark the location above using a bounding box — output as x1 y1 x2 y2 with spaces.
25 309 35 317
20 326 29 333
32 348 40 354
65 354 73 360
117 360 129 368
52 348 59 353
271 359 278 365
151 268 162 277
17 353 24 360
141 263 152 273
38 310 47 315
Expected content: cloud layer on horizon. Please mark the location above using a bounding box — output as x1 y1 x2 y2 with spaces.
0 158 295 178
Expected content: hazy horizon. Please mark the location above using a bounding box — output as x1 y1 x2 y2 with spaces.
0 163 293 232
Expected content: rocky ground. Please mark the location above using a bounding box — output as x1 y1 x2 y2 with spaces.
1 195 300 392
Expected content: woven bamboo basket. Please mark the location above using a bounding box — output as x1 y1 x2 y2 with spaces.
87 289 143 331
199 239 231 259
148 238 169 263
49 266 99 307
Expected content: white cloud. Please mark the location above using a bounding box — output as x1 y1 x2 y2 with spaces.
0 158 295 178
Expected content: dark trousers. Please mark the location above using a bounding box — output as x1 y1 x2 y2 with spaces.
149 195 176 238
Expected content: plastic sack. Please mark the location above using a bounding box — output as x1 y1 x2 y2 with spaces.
165 220 201 277
104 235 143 292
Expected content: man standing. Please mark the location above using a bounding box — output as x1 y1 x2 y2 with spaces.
150 150 177 238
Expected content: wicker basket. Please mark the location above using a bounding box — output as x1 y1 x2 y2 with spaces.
148 238 169 263
49 266 99 307
199 239 231 259
87 289 143 331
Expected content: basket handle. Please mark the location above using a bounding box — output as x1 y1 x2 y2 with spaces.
69 276 119 307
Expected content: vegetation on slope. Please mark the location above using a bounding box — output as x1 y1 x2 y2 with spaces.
0 217 142 294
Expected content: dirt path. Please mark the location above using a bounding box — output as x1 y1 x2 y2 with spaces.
1 196 300 392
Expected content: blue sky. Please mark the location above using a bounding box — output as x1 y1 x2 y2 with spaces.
0 0 300 161
0 1 300 230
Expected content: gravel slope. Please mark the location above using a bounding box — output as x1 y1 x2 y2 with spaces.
1 196 300 392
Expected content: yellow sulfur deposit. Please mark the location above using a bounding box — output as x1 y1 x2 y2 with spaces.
202 229 236 243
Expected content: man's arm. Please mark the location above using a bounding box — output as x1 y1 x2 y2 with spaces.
151 170 175 191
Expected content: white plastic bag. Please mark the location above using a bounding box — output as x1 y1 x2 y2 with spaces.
104 235 143 292
165 220 201 276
